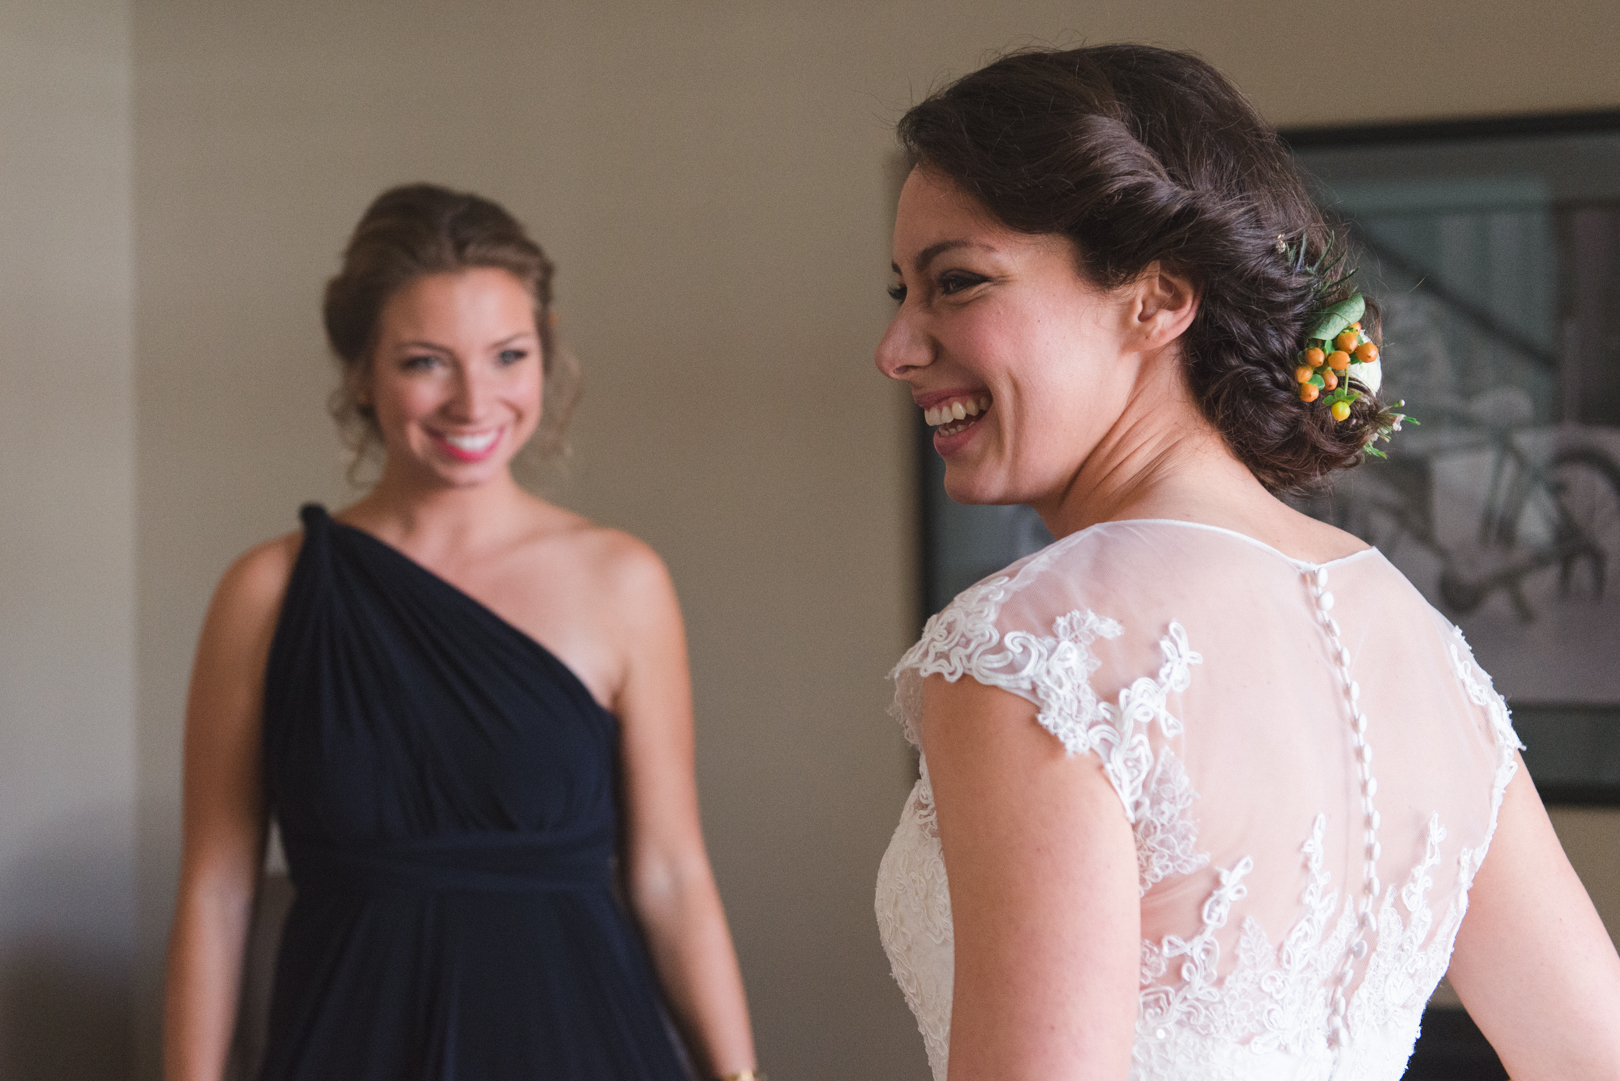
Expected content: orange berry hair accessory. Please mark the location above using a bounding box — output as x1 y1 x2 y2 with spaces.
1296 293 1372 418
1279 234 1411 457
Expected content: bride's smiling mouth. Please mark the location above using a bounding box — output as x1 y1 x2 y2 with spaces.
920 392 993 441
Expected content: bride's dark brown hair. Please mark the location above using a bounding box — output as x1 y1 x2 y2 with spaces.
324 183 579 474
898 44 1397 493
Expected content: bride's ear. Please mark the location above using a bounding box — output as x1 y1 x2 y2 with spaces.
1128 262 1199 350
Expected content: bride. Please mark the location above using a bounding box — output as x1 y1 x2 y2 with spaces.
873 44 1620 1080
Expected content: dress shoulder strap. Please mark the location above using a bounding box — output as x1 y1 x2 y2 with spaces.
268 502 348 676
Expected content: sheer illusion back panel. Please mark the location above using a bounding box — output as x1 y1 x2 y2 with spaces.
878 519 1518 1081
258 505 688 1081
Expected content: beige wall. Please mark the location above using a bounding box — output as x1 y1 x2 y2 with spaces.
1550 808 1620 944
1 1 1616 1078
0 2 136 1078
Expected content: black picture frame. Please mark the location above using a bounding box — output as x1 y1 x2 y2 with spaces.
1285 110 1620 809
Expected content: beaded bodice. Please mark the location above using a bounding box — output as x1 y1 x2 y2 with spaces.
875 520 1520 1081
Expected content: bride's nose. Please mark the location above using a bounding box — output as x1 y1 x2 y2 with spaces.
875 305 930 380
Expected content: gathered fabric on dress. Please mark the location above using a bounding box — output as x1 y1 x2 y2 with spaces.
875 519 1520 1081
258 504 688 1081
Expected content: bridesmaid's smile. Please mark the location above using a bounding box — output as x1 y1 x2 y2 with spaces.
427 426 505 463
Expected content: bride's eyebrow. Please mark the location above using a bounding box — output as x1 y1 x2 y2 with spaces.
896 239 999 277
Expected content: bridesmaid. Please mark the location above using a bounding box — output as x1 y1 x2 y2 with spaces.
164 183 759 1081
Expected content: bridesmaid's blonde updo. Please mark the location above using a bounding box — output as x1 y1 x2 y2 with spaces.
324 183 579 472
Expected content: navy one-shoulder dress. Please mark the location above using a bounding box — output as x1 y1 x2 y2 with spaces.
258 504 689 1081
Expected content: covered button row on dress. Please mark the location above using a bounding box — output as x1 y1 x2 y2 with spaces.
1306 564 1382 1047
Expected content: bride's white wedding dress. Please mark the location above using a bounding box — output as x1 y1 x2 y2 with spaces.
875 519 1519 1081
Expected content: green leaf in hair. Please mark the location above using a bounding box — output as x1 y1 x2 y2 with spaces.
1308 294 1366 342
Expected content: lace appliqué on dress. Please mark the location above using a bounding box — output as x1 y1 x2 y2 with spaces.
890 572 1212 890
889 541 1080 748
883 598 1215 1078
892 580 1203 833
1134 811 1474 1079
1137 748 1210 896
1099 623 1202 828
1445 627 1524 883
1138 817 1346 1074
1347 814 1470 1077
877 535 1527 1081
875 764 953 1079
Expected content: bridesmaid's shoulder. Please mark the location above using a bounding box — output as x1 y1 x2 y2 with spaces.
525 507 674 603
518 502 670 593
567 522 671 591
211 530 303 618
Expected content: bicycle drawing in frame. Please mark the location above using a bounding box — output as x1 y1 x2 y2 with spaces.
1288 112 1620 806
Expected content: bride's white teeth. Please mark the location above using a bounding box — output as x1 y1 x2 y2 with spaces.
922 395 992 429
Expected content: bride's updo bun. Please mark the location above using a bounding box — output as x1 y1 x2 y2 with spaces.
898 45 1395 492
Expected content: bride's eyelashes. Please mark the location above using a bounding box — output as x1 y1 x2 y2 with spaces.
937 270 989 296
886 269 991 305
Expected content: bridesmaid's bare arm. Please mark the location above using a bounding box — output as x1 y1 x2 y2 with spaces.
606 537 756 1079
163 535 297 1081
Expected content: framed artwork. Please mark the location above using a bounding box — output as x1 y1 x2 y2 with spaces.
916 111 1620 807
1288 112 1620 807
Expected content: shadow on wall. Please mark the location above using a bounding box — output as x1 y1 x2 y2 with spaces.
0 942 132 1080
0 807 135 1080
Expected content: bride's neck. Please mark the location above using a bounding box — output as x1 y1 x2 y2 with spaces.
1035 363 1275 540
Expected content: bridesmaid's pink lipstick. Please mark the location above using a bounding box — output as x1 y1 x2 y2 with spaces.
429 427 503 463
